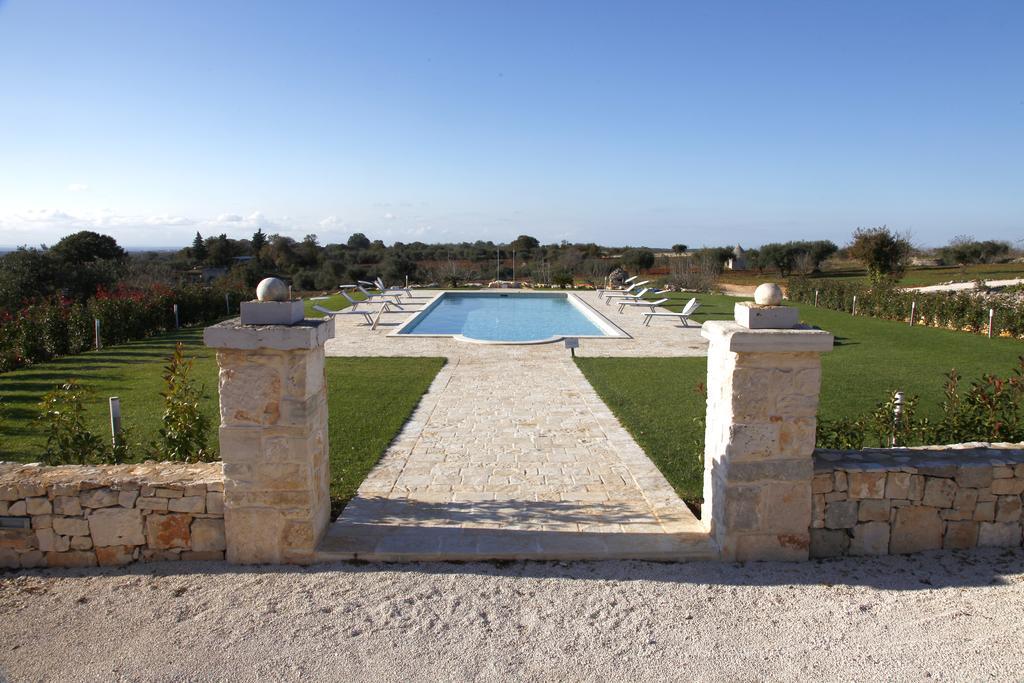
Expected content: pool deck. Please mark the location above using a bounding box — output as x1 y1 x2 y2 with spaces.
318 289 714 561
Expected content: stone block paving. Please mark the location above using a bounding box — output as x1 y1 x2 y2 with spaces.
319 297 713 560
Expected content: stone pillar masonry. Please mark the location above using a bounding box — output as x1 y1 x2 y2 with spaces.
701 285 833 561
204 316 335 564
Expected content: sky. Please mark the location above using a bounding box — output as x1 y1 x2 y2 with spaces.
0 1 1021 250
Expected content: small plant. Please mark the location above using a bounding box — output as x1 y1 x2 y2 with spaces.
152 342 214 462
37 380 107 465
816 358 1024 449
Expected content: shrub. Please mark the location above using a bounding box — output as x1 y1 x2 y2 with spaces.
817 359 1024 449
37 380 108 465
151 343 215 462
0 283 248 373
848 226 912 282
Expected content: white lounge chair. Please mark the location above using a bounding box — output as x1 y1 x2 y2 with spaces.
618 297 669 314
604 287 651 305
313 304 375 325
599 279 649 300
642 298 701 326
597 275 640 299
354 284 404 303
374 277 414 298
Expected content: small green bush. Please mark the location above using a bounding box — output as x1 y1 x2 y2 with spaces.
817 359 1024 449
37 380 108 465
151 342 215 462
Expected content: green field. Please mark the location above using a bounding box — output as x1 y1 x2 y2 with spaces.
0 328 444 513
577 291 1024 503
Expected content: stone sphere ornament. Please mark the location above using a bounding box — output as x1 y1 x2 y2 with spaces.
256 277 289 302
754 283 784 306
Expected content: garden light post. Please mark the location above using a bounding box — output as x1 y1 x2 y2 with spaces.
109 396 122 449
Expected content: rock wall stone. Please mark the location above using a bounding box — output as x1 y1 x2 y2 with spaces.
0 462 225 569
811 444 1024 558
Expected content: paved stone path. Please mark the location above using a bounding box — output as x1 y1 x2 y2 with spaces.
319 290 713 561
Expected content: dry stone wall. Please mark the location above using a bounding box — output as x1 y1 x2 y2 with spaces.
811 444 1024 557
0 461 224 569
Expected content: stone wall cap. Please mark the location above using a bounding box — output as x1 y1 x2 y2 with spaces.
0 461 223 488
701 320 834 353
814 443 1024 472
203 317 335 350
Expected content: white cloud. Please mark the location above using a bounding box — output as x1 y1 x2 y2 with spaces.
319 215 343 227
145 214 193 226
383 212 397 220
215 213 243 223
18 208 76 223
67 183 89 192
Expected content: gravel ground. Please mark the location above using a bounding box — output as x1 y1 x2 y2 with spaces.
2 548 1023 682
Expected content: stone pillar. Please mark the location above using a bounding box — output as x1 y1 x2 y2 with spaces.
701 291 833 561
204 318 335 564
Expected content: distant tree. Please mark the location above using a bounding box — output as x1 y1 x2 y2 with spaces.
191 232 208 263
621 248 655 271
51 231 126 264
0 248 59 310
512 234 540 252
939 236 1011 265
250 228 267 254
347 232 371 250
296 234 320 268
205 234 237 268
672 244 688 254
848 226 912 282
757 243 798 277
383 253 418 284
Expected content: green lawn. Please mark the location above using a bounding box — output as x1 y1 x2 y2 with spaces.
578 291 1024 504
0 327 444 514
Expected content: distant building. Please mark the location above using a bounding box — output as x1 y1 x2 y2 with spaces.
726 244 748 271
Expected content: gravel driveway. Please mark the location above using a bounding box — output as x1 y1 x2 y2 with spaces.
2 549 1023 682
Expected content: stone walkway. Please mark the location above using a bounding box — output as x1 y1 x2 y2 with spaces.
318 290 713 561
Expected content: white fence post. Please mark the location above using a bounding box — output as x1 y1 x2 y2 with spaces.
94 319 101 350
909 301 916 326
173 303 180 329
988 308 994 338
852 295 857 316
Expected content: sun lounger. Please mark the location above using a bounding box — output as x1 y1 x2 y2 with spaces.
641 298 701 326
604 287 651 305
598 279 648 300
374 277 414 297
313 304 375 325
597 275 640 299
618 297 669 314
354 284 404 303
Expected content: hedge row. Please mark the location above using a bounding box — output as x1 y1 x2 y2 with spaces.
0 284 249 372
788 277 1024 337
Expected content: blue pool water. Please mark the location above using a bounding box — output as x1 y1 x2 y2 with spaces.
398 292 609 342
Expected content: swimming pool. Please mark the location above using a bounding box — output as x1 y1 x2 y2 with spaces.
393 291 627 344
